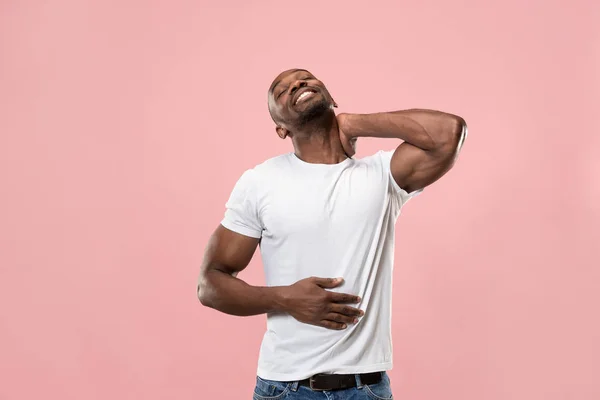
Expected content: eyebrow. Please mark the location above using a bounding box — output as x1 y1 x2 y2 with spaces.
270 69 310 94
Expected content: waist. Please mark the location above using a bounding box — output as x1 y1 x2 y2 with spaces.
258 347 393 382
298 371 383 391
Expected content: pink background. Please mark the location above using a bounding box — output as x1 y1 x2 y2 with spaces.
1 1 599 399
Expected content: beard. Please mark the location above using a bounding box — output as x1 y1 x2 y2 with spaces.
296 98 332 127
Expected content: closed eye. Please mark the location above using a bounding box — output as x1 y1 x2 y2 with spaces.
277 77 314 98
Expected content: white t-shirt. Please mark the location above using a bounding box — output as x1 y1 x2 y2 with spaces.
221 150 421 381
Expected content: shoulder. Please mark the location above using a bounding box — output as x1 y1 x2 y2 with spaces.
247 153 293 180
354 150 395 168
235 153 293 188
254 153 294 172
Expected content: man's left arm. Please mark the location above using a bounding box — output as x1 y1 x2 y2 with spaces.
338 109 467 193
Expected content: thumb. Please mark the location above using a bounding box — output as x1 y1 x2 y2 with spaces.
313 277 344 288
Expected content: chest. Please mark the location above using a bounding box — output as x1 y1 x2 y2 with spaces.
260 169 391 239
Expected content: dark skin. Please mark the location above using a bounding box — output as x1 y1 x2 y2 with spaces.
268 68 350 164
198 68 467 330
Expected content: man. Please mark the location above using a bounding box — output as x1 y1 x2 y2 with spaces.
198 68 467 399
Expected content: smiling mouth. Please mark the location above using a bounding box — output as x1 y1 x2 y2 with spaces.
294 90 316 105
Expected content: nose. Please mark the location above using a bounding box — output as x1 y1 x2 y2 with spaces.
290 79 307 94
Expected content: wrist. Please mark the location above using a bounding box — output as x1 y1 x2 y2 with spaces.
266 285 291 313
338 113 366 139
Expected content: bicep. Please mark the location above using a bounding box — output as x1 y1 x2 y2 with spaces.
390 139 460 193
200 224 260 277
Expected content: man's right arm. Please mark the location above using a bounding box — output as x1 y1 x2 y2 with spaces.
197 225 364 329
197 224 283 316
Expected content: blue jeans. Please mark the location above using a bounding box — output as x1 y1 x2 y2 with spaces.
253 372 393 400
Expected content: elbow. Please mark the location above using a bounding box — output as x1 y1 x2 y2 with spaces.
439 115 467 152
197 276 213 308
450 115 467 143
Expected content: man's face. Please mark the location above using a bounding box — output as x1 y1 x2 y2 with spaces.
268 69 336 134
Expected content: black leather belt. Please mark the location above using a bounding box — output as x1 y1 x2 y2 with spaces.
298 372 382 391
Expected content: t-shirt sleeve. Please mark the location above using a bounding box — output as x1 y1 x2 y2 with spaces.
220 169 263 238
379 150 423 206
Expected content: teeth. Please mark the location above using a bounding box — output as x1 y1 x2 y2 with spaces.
295 91 314 104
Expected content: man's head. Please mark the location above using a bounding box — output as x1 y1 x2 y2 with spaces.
268 69 337 139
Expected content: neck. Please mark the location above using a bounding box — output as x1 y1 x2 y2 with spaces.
290 112 348 164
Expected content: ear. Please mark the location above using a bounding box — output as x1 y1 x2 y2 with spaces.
276 126 289 139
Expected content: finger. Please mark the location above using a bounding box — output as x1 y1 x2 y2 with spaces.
329 304 364 317
319 320 347 330
312 277 344 289
329 292 361 304
325 312 358 325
